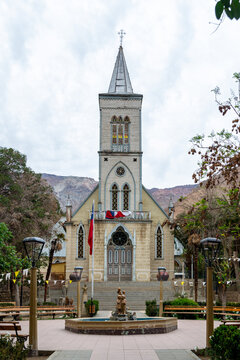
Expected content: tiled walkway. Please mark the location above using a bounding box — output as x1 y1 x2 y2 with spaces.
20 314 221 360
47 349 200 359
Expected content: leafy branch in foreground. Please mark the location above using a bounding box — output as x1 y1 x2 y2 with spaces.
215 0 240 21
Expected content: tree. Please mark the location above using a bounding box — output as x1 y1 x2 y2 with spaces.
0 222 31 305
189 74 240 290
214 258 233 306
189 72 240 190
215 0 240 21
0 147 61 252
173 195 217 302
0 222 22 273
44 226 65 303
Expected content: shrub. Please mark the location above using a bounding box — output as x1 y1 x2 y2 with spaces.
226 302 240 307
0 303 15 307
42 302 57 306
210 325 240 360
85 299 99 316
145 299 158 316
0 335 27 360
170 298 199 307
169 297 200 319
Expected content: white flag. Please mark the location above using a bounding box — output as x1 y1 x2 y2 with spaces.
23 269 29 276
6 273 11 280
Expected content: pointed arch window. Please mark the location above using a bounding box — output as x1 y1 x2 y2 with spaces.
123 184 130 210
155 225 163 259
112 124 117 144
111 116 130 152
77 225 85 258
111 184 118 210
118 124 123 145
124 123 129 144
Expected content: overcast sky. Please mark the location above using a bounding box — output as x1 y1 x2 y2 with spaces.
0 1 239 189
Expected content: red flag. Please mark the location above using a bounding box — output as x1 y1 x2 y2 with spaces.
105 210 114 219
88 202 94 255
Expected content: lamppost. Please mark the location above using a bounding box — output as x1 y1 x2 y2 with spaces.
157 267 169 317
23 237 45 356
69 266 83 318
200 237 221 348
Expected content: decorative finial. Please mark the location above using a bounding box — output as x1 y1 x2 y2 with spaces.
66 194 72 207
118 29 126 47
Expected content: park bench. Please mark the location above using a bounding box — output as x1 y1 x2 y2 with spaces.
0 321 29 346
0 305 76 320
37 306 76 319
221 319 240 327
163 305 240 318
163 305 206 316
0 302 16 306
212 306 240 318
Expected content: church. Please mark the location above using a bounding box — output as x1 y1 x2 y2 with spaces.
64 42 175 283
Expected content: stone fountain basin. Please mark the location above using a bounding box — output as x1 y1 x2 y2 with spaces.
65 317 177 335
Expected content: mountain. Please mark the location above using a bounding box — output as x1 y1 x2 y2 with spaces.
148 185 197 211
41 173 98 213
42 173 197 213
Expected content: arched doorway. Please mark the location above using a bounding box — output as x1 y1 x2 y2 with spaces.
107 226 132 281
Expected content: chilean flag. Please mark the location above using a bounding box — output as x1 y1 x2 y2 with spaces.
88 202 94 255
105 210 131 219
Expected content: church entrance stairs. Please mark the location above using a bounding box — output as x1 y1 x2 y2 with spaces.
70 281 175 311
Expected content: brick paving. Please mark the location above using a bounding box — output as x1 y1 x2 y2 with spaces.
20 316 221 360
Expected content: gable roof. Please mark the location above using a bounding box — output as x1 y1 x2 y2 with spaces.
142 185 169 219
72 184 99 218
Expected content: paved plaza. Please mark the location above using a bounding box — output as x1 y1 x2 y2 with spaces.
19 313 221 360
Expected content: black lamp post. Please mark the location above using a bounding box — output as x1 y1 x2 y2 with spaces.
200 237 221 348
157 267 169 317
69 266 83 318
23 237 45 355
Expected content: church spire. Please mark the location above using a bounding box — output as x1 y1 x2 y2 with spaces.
108 31 133 94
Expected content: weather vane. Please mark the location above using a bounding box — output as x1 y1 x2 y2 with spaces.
118 29 126 47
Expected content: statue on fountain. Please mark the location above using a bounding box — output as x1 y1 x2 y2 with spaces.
110 288 136 321
116 288 126 315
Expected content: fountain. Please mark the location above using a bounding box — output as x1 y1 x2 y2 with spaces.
109 288 136 321
65 288 177 335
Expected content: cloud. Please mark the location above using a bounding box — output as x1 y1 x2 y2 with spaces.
0 0 239 189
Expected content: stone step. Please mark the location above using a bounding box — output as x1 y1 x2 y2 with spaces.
67 281 175 311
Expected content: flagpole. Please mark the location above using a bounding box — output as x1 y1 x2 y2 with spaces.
91 200 95 300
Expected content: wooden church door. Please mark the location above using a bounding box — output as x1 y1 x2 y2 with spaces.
107 227 132 281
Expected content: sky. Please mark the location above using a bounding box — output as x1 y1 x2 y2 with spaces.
0 1 239 189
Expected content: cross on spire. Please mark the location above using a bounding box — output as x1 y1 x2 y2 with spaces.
118 29 126 47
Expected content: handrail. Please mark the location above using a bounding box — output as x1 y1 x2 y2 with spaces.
89 211 151 220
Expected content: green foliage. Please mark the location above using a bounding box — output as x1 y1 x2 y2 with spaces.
0 147 61 252
215 0 240 20
0 303 15 307
210 325 240 360
0 147 29 206
42 301 57 306
227 302 240 306
169 298 200 319
0 335 27 360
214 259 232 286
85 299 99 316
170 297 199 307
145 299 158 316
0 222 22 273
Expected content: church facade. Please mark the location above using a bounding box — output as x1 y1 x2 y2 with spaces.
65 45 174 282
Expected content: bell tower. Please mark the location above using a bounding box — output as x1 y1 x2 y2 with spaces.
98 40 143 213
